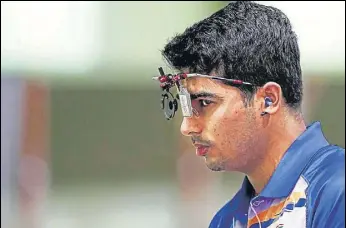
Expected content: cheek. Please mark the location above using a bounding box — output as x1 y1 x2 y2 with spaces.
207 104 248 145
217 101 248 127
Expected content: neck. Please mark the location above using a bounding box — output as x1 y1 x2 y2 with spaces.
247 112 306 195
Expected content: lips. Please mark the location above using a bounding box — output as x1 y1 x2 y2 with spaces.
195 145 209 156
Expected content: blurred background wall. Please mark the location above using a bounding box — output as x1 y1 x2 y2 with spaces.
1 1 345 228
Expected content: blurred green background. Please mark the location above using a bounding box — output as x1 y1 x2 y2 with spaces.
1 1 344 228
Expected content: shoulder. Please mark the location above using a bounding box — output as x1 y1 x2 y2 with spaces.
303 145 345 227
209 199 232 228
303 144 344 189
209 190 248 228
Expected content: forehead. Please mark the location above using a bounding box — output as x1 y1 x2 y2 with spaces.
181 77 237 96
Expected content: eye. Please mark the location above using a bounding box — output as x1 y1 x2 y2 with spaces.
199 99 213 107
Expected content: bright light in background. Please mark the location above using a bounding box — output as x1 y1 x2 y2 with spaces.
1 1 101 74
259 1 345 74
100 1 223 74
1 1 344 79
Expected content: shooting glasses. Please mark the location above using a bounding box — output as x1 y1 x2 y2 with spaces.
152 67 254 120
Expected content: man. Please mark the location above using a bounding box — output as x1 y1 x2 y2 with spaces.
152 1 345 227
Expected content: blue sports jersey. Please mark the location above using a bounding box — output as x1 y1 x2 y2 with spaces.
209 121 345 228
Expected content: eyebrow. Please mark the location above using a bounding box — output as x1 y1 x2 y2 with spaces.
189 91 222 100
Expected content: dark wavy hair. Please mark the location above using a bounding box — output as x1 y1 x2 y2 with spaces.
162 1 302 110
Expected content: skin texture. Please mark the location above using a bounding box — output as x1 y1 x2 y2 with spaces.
180 76 306 194
160 1 306 197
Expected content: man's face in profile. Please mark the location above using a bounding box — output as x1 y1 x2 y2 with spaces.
180 77 263 172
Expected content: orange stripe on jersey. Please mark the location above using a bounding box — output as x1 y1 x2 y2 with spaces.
247 192 307 227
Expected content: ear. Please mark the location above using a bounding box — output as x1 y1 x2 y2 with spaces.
260 82 283 115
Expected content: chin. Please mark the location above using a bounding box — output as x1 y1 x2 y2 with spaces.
208 166 225 172
205 155 245 172
205 157 226 172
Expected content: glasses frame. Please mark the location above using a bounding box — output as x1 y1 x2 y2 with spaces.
152 67 254 120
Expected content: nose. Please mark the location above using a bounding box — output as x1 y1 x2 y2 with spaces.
180 116 203 137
